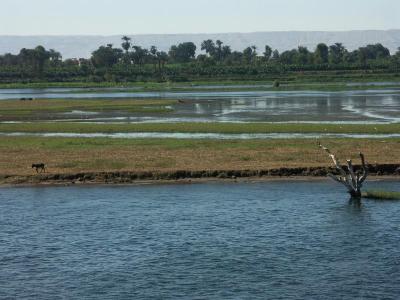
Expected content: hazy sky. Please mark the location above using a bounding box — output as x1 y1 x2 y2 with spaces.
1 0 399 35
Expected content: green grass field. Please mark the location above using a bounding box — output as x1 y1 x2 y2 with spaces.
0 136 399 176
29 83 400 93
0 122 399 134
1 74 400 90
0 99 176 118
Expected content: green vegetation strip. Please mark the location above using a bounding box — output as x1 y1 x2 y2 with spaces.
0 122 400 134
0 99 176 116
1 79 400 92
59 84 400 93
363 190 400 200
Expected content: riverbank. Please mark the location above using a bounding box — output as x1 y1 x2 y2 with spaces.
2 122 400 134
1 165 399 187
0 137 399 184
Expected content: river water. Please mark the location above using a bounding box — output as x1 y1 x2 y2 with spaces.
1 180 400 299
2 132 400 140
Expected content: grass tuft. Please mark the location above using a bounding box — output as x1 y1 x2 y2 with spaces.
363 190 400 200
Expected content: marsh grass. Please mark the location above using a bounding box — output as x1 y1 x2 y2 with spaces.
0 99 176 118
0 122 399 135
363 190 400 200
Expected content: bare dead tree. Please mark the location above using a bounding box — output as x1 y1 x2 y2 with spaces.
318 142 368 198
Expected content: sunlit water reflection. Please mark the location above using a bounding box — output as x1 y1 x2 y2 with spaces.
1 88 400 123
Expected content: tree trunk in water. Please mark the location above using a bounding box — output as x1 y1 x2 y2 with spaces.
350 190 362 199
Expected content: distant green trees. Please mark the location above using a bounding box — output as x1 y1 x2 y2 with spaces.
91 44 123 68
0 36 398 82
201 39 216 57
263 45 272 62
11 46 54 75
121 36 132 53
329 43 346 64
314 43 329 64
169 42 196 63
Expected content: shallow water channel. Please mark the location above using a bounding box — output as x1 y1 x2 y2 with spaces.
1 88 400 123
1 180 400 299
2 132 400 139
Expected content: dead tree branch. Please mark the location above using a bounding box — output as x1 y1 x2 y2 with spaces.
318 142 368 198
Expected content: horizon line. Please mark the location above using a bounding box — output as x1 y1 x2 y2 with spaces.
1 29 400 37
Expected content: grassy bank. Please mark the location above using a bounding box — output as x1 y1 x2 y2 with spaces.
363 190 400 200
1 122 400 134
0 99 176 119
0 136 399 176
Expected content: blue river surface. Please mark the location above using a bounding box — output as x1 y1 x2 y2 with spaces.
1 180 400 299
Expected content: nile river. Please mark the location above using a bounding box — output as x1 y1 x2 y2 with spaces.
1 180 400 299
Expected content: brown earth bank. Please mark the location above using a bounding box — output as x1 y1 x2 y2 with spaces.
1 164 399 186
1 138 400 174
1 137 399 186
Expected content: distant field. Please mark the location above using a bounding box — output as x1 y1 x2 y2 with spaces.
23 83 400 93
0 137 399 175
1 74 400 90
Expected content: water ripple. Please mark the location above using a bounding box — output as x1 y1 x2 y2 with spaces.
1 181 400 299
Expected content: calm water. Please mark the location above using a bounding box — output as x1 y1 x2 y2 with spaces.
1 180 400 299
3 132 400 140
1 89 400 123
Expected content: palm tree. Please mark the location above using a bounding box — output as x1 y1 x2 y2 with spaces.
48 49 62 65
121 36 132 66
251 45 257 64
156 51 168 73
121 36 132 53
150 46 158 71
263 45 272 62
216 40 223 61
201 39 216 57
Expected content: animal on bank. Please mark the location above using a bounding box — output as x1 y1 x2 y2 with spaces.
32 163 46 173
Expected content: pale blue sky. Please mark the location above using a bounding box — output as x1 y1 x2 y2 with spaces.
1 0 399 35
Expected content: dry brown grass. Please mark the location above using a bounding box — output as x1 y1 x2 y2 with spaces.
0 137 399 176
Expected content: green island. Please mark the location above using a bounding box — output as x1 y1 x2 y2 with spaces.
0 137 399 178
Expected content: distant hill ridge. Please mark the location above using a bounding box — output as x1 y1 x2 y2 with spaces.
1 30 400 59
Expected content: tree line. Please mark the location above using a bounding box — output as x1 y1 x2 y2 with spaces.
0 36 399 82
